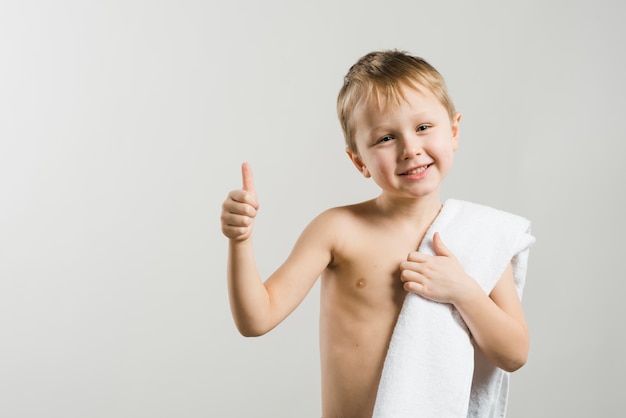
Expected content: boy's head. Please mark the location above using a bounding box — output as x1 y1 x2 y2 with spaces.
337 50 456 154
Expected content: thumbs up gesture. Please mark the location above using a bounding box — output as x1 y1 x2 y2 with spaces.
221 163 260 241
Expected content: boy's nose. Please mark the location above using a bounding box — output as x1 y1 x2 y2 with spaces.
400 137 421 160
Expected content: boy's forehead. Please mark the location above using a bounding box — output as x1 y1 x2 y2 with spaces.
355 82 436 115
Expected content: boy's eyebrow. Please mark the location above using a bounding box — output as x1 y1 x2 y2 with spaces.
364 123 395 136
368 111 436 132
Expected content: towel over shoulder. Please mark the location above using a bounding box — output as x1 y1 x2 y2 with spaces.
373 199 535 418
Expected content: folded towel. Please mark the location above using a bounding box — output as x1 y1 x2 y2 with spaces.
373 199 535 418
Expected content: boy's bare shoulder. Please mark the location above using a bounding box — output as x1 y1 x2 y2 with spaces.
314 199 377 226
304 200 378 256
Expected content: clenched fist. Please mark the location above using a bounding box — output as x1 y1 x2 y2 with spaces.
221 163 259 241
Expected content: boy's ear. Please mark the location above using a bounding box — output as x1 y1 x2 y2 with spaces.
451 112 462 151
346 148 371 178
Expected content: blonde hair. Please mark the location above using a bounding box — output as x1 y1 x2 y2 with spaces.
337 50 456 153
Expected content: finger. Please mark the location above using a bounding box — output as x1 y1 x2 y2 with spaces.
403 280 425 295
432 232 452 257
400 260 426 275
225 190 258 212
400 268 424 283
228 204 257 218
222 212 256 231
221 224 252 240
241 162 255 194
407 251 429 263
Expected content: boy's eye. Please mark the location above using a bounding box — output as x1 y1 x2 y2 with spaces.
377 135 393 144
417 124 430 132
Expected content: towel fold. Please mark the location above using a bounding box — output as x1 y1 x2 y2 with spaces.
373 199 535 418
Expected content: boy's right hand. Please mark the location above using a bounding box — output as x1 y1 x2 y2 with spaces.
221 162 259 242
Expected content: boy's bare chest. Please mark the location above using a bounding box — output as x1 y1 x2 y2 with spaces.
344 225 424 271
328 227 425 297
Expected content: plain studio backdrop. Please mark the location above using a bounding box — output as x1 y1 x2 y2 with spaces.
1 1 625 417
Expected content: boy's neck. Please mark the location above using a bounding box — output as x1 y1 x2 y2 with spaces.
374 192 443 223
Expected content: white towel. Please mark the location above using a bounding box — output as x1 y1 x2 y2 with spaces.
373 199 535 418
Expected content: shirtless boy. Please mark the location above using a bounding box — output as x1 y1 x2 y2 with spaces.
221 50 529 417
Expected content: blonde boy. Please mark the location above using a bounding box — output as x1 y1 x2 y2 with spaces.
221 50 529 417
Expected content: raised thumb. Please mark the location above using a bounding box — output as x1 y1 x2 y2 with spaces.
241 162 255 194
433 232 452 257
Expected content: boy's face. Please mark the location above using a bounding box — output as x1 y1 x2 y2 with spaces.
347 85 461 201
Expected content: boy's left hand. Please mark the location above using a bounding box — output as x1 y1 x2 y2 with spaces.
400 232 480 305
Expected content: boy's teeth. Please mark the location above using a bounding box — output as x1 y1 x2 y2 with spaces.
406 166 428 175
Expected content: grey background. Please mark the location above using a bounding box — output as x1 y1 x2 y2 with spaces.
1 0 625 417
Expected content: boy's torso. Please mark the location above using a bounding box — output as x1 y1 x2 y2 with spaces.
318 200 439 417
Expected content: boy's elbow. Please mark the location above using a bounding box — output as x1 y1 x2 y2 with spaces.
501 330 530 372
238 327 266 338
500 346 529 372
489 339 529 372
501 354 527 373
234 320 271 338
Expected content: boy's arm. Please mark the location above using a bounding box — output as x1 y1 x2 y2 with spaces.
222 163 333 337
454 263 529 372
455 264 530 372
227 218 333 337
401 232 529 372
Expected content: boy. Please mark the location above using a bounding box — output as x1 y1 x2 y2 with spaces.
221 50 530 417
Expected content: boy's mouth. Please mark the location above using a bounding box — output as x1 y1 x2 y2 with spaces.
401 163 432 175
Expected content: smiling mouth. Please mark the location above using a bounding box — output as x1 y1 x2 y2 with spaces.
401 164 432 175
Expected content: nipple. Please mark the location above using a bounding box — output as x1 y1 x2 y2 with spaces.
356 278 367 288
